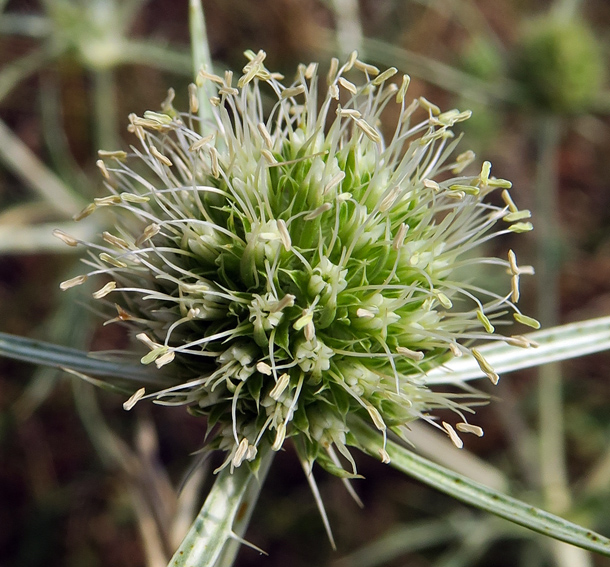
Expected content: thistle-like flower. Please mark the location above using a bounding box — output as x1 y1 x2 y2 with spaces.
58 50 537 480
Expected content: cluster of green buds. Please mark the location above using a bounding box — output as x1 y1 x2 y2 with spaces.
56 50 537 477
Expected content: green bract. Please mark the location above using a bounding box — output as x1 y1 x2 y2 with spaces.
59 50 536 477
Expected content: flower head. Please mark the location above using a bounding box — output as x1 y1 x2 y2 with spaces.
59 50 535 475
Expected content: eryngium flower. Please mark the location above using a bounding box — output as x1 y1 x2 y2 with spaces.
59 50 537 475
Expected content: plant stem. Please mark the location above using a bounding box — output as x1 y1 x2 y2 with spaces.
330 0 363 58
535 114 591 567
189 0 215 128
534 116 569 512
169 450 274 567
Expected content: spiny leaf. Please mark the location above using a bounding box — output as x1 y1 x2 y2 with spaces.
351 418 610 557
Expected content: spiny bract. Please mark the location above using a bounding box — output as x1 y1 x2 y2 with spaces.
58 49 536 477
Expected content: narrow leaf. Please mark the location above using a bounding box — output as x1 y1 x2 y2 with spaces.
350 419 610 557
0 332 167 385
189 0 215 126
424 316 610 385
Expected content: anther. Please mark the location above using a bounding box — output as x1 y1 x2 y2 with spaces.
270 373 290 400
123 388 145 411
338 77 358 95
396 346 424 361
53 229 78 247
60 275 88 290
188 83 199 114
150 146 173 167
442 422 464 448
93 281 117 299
456 423 484 437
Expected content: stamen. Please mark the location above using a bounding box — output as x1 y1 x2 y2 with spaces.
60 275 88 290
501 189 519 213
327 57 339 85
503 210 532 222
232 438 250 467
53 229 78 247
99 253 127 268
277 219 291 250
73 203 96 221
338 77 358 95
98 150 127 159
257 123 274 149
304 202 332 220
396 74 411 103
323 171 346 194
356 308 375 319
93 281 117 299
155 350 175 368
272 422 286 451
336 107 362 119
210 146 220 178
123 388 145 411
511 275 520 303
418 97 441 116
304 62 317 79
392 223 408 250
188 83 199 114
372 67 397 86
471 348 499 384
456 423 484 437
257 361 273 375
476 309 495 334
366 404 386 431
507 335 539 348
270 294 295 312
135 223 160 247
94 195 121 206
396 346 424 361
161 88 175 112
96 159 110 179
442 422 464 448
281 85 306 99
103 232 129 249
513 313 541 329
423 178 440 191
345 51 358 71
353 118 381 143
354 59 379 76
379 187 401 212
150 146 173 167
270 373 290 400
508 222 534 233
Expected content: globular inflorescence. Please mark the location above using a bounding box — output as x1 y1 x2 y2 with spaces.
56 50 537 477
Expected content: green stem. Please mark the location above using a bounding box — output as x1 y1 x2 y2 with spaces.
350 419 610 557
534 116 572 515
189 0 215 128
330 0 363 57
169 451 274 567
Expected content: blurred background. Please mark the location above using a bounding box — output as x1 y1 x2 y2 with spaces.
1 0 610 566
